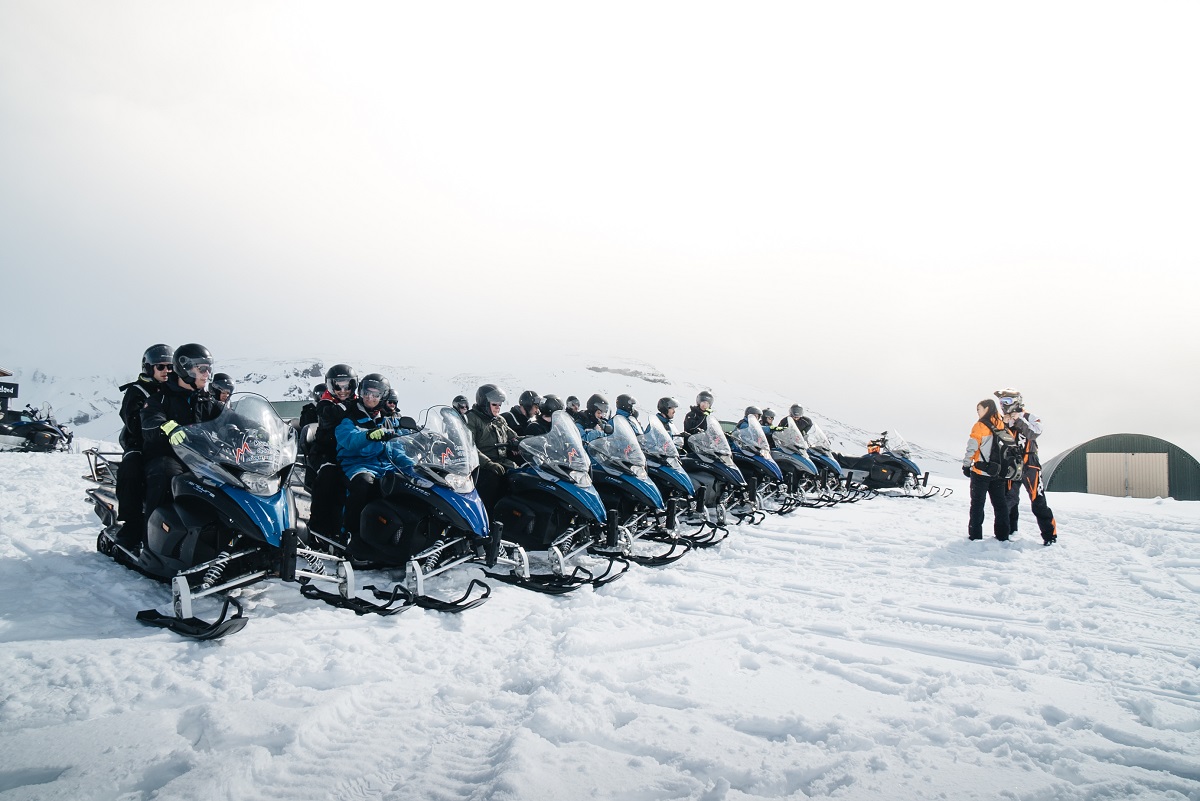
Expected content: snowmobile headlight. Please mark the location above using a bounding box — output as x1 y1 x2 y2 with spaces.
629 463 648 480
569 470 593 487
443 471 474 494
241 473 280 496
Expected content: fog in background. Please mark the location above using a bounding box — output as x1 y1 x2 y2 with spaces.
2 1 1197 460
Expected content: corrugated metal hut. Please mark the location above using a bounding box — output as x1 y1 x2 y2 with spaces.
1041 434 1200 501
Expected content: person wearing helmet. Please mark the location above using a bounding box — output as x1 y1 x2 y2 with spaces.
211 373 235 403
502 390 543 433
451 394 470 422
760 408 784 447
787 403 813 436
996 389 1058 545
683 391 714 435
656 397 680 434
466 384 520 509
298 383 326 429
139 343 224 527
737 406 761 429
577 394 612 442
524 393 564 436
307 364 358 542
334 373 406 559
111 344 173 551
565 395 583 423
379 388 403 433
613 393 643 435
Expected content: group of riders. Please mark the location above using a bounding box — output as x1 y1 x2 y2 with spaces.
110 344 823 561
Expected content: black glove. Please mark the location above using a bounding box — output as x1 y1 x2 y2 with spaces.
602 423 613 435
962 465 972 477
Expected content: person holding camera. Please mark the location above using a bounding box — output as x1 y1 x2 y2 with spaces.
996 389 1058 545
962 398 1012 541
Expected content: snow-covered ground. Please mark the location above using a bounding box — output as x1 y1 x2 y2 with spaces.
2 446 1199 800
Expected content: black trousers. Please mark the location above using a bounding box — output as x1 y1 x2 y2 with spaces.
116 451 144 524
969 473 1011 540
308 462 347 537
343 472 381 538
144 455 187 520
1007 465 1057 540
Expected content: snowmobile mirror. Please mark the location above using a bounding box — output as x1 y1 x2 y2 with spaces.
398 416 420 431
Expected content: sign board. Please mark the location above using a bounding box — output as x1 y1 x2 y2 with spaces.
0 382 18 399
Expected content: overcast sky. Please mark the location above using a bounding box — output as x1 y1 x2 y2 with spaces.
2 1 1197 459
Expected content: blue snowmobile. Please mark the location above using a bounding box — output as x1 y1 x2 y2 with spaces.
680 414 745 532
769 416 838 508
727 416 786 520
88 394 353 639
490 410 629 589
636 411 725 547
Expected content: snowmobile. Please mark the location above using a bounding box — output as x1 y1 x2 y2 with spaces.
835 431 943 498
679 414 746 530
490 410 630 589
770 417 839 509
0 402 73 452
727 417 787 519
637 411 727 547
800 422 872 504
306 406 541 611
586 414 690 566
87 394 356 639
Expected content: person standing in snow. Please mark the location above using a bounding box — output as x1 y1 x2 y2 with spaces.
996 389 1058 546
962 398 1012 541
113 344 173 551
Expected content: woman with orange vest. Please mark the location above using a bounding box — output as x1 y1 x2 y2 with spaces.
962 398 1012 541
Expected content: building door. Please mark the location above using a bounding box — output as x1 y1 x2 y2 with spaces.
1086 453 1169 498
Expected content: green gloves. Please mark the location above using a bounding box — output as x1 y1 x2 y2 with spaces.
161 420 186 446
368 428 386 441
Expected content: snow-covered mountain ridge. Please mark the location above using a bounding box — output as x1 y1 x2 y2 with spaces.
2 357 959 472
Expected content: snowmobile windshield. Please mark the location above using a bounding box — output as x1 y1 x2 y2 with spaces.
176 394 298 494
389 406 478 492
729 417 770 456
588 414 648 479
638 414 683 469
805 422 833 453
519 410 592 485
688 414 734 462
883 431 913 457
773 417 807 453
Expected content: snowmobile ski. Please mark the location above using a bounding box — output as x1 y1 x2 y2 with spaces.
136 594 248 640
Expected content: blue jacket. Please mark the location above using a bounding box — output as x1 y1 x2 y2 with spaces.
335 401 396 479
614 408 644 436
577 418 608 443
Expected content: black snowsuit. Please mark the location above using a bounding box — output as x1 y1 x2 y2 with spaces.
523 416 553 436
1005 412 1057 543
298 402 320 429
114 376 163 541
501 405 532 433
307 395 353 539
466 404 519 509
682 406 710 435
140 380 223 521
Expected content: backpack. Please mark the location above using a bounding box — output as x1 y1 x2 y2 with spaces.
984 422 1023 481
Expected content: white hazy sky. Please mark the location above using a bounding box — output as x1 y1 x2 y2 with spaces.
2 1 1198 459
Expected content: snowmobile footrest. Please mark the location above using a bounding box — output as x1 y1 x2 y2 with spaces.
135 596 248 640
582 553 631 586
625 538 692 567
388 578 491 613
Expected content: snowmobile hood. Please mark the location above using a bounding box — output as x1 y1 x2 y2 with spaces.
806 449 844 476
648 461 695 497
772 448 818 475
221 484 292 547
596 470 665 511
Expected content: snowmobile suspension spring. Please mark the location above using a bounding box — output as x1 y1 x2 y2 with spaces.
301 550 326 576
199 551 230 590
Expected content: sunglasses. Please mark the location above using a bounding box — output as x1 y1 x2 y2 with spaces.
153 364 171 371
362 390 383 400
490 402 503 408
192 365 213 375
332 381 353 392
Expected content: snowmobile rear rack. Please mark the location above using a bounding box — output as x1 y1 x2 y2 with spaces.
82 448 121 485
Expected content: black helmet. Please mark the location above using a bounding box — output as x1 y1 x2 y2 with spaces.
586 393 610 417
696 391 714 406
616 394 638 418
383 389 399 406
173 343 213 388
744 405 761 418
565 395 581 411
325 364 358 394
789 403 804 417
312 383 327 402
476 384 507 408
541 394 564 416
518 390 544 412
360 373 390 400
452 394 469 412
211 373 235 396
657 397 679 415
762 408 776 423
141 344 174 378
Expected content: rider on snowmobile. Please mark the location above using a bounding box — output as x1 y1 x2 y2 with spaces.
113 344 173 551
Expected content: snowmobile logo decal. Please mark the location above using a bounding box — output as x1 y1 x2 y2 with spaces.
439 446 453 466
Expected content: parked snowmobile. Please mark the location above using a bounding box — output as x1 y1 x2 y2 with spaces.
313 406 540 611
586 414 689 566
490 410 629 589
727 417 786 519
835 430 941 498
637 411 726 547
680 414 745 530
0 402 73 452
799 422 871 503
770 417 838 508
88 394 353 639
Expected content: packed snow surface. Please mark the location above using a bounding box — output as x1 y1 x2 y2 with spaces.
2 448 1199 800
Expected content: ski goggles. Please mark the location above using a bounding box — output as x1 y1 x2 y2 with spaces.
361 388 384 401
998 397 1022 409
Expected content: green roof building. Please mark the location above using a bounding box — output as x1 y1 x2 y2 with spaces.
1041 433 1200 501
